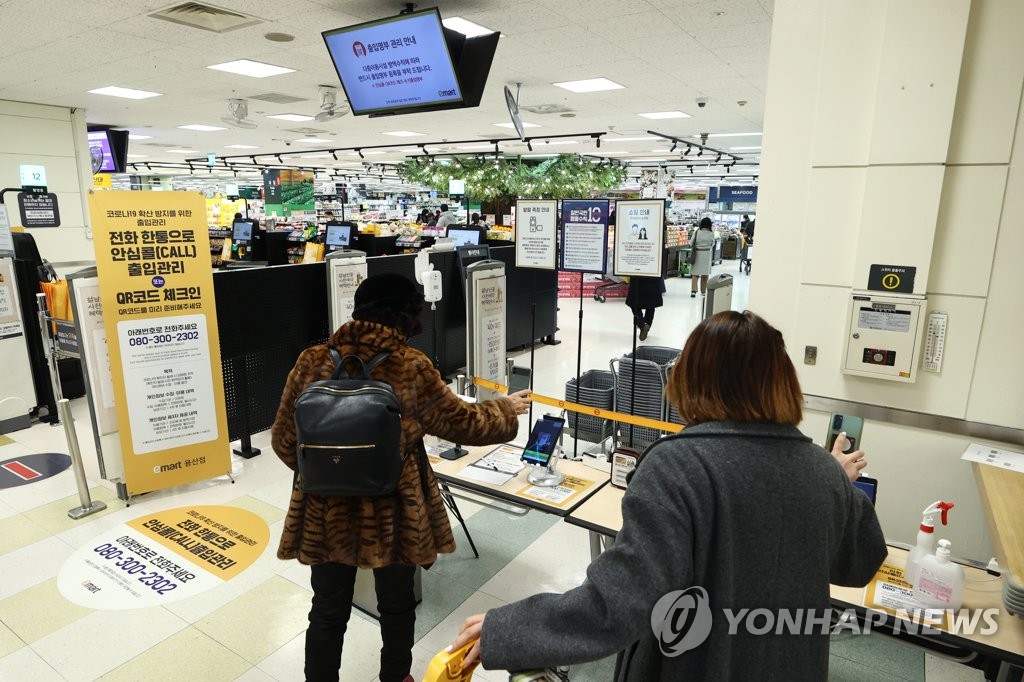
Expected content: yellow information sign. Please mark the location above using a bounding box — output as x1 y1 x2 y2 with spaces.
89 191 230 495
515 473 595 508
864 563 952 631
93 174 112 189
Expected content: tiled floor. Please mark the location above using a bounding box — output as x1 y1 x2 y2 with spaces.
0 263 990 680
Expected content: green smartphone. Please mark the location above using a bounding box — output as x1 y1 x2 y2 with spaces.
826 413 864 454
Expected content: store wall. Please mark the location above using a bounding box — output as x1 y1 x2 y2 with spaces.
753 0 1024 561
0 100 94 269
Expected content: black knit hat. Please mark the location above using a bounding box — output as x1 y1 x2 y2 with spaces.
353 273 423 314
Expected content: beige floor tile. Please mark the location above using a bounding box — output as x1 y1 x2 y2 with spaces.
0 645 64 681
0 435 14 446
0 578 92 643
226 494 287 526
0 621 24 657
22 486 120 535
195 575 312 664
98 626 251 682
0 514 52 556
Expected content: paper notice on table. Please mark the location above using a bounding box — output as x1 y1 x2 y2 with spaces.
472 444 526 475
961 443 1024 473
515 474 594 507
864 563 950 631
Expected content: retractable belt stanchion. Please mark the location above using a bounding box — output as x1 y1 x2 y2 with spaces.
60 398 107 519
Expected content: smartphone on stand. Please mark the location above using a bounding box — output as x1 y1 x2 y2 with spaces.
826 413 863 455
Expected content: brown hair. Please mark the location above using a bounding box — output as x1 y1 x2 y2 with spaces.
668 311 803 426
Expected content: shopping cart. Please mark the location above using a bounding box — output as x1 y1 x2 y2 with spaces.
593 240 628 302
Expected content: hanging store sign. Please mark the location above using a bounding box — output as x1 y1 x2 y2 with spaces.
614 199 665 278
18 192 60 227
88 190 230 496
514 199 557 270
560 199 609 274
19 164 47 189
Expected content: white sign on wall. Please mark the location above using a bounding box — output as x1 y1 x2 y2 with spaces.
514 200 557 270
614 200 665 278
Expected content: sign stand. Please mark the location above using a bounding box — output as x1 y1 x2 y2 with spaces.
58 398 108 519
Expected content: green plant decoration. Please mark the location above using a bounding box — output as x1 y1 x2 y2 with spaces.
397 154 627 200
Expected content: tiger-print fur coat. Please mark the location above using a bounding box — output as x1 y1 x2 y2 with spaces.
271 320 519 568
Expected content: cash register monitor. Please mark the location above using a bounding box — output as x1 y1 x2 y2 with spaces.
521 416 565 466
325 223 352 248
232 220 254 242
447 227 481 247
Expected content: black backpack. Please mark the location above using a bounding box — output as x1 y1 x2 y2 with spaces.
293 350 404 496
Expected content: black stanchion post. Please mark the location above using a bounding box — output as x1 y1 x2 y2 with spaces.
573 275 584 460
528 299 536 427
629 319 638 447
232 357 261 459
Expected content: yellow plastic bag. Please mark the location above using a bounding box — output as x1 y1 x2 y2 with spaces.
40 280 72 321
423 640 478 682
302 241 325 263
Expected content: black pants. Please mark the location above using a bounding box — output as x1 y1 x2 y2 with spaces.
305 562 417 682
631 305 655 329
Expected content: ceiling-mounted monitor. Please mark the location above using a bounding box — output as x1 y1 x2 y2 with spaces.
322 7 498 118
86 129 129 173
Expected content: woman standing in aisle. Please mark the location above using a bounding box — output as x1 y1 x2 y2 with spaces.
271 273 531 682
690 216 716 298
625 275 664 341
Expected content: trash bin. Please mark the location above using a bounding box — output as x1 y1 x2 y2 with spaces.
704 273 733 319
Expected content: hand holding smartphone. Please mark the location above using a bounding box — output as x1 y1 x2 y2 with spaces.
826 413 863 455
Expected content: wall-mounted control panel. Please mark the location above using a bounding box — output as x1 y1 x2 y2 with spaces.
842 292 927 383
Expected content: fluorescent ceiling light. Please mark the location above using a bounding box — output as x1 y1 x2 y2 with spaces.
178 124 226 132
398 147 420 152
700 132 762 138
442 17 496 37
167 149 197 154
552 78 624 93
494 121 540 129
295 138 332 144
300 153 332 158
360 151 386 156
729 146 762 150
129 133 152 140
267 113 315 121
87 86 163 99
638 111 691 119
605 136 658 142
224 144 260 149
207 59 295 78
457 144 495 150
382 130 425 137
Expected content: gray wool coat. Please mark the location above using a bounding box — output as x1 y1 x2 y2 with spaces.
480 421 887 681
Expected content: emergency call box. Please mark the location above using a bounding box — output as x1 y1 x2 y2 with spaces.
842 292 927 383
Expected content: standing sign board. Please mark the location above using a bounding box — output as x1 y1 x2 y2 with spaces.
560 199 609 273
0 205 14 255
0 259 24 341
514 200 557 269
88 191 230 496
326 250 368 330
466 261 506 402
613 200 665 277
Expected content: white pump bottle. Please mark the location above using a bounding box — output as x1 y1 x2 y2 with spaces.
912 539 965 610
904 500 954 588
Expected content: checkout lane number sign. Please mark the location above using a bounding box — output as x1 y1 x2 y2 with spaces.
58 505 269 610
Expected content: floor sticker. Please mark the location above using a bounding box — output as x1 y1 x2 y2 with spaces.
58 504 270 609
0 453 72 488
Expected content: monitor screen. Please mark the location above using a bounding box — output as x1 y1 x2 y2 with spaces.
87 131 116 172
521 417 565 466
322 9 463 116
232 220 253 242
325 223 352 247
853 478 877 505
447 228 480 246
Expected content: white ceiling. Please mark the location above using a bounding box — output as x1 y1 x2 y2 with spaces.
0 0 772 175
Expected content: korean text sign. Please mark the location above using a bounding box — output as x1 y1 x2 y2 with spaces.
88 191 229 496
614 200 665 278
515 199 557 270
560 199 609 274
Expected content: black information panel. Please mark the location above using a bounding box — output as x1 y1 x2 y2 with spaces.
867 264 916 293
18 192 60 227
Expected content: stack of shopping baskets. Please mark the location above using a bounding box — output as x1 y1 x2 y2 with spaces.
564 370 614 445
611 346 682 450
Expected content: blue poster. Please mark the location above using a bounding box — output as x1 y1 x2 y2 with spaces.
560 199 609 273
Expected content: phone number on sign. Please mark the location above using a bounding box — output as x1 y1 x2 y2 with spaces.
93 543 178 595
127 331 200 346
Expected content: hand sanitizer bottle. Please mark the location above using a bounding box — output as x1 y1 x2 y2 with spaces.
912 539 965 610
905 500 954 588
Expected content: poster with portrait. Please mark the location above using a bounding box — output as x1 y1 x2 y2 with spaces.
613 200 665 277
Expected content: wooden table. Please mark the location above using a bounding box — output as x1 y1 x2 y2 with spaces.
564 486 1024 676
973 463 1024 587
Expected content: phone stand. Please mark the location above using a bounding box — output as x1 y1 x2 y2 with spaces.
527 460 564 487
439 444 468 460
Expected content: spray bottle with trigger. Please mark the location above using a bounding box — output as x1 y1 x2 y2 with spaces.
904 500 954 588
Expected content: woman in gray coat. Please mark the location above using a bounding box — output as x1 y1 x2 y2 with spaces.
449 311 887 681
690 216 716 297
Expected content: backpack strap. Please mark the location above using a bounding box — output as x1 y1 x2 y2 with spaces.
331 350 392 380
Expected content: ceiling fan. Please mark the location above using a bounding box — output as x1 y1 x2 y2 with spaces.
221 99 258 129
315 85 350 122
